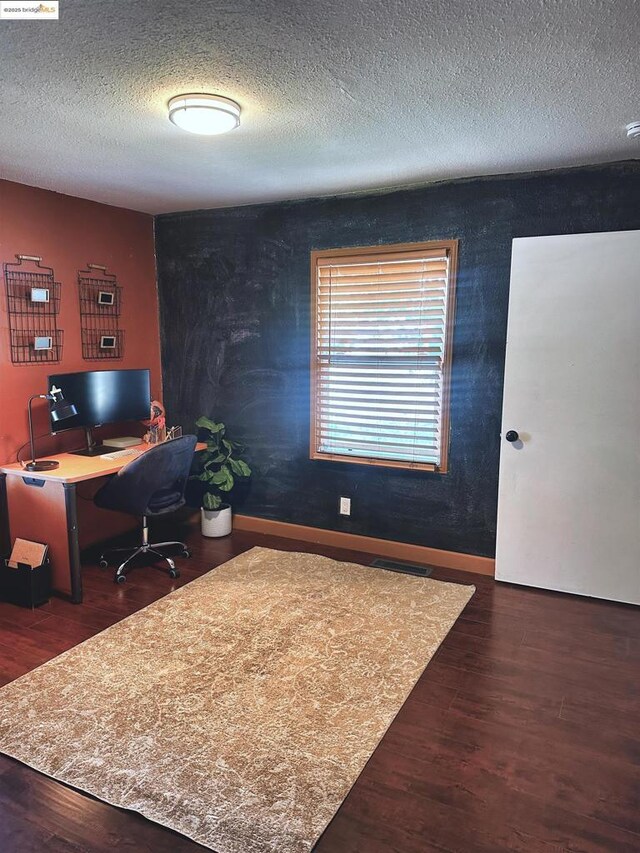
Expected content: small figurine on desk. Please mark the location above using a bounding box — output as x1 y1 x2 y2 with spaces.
143 399 166 444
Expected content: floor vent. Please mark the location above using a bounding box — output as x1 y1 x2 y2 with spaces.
370 558 433 577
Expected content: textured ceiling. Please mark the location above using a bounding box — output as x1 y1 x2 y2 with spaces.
1 0 639 214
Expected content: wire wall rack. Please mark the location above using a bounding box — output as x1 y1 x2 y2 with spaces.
4 254 64 364
78 263 124 360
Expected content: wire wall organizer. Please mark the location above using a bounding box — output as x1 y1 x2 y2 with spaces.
4 254 64 364
78 263 124 360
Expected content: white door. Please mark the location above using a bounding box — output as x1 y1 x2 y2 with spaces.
496 231 640 605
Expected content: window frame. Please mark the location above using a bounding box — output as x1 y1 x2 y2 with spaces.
310 239 458 474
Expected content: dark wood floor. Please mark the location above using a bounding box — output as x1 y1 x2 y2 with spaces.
1 518 639 853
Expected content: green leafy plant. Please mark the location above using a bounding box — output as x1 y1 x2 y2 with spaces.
191 416 251 510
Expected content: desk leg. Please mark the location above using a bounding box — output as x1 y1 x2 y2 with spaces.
0 473 9 557
63 483 83 604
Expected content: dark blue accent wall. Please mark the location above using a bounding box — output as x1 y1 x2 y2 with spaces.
155 161 640 557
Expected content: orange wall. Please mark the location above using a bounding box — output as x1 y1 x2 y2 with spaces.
0 180 162 464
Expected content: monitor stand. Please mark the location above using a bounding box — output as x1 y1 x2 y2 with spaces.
70 427 117 458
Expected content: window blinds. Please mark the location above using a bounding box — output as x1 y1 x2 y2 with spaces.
311 242 457 471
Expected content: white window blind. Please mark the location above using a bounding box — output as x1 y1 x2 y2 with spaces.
311 241 457 472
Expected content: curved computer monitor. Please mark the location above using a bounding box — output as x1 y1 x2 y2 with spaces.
47 368 151 455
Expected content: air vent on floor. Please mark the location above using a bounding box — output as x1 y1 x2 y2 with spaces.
370 558 432 577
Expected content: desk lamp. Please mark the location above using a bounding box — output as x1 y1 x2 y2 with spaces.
25 386 77 472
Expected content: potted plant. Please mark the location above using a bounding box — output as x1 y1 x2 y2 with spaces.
191 416 251 537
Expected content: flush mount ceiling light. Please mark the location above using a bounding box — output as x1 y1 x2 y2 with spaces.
626 121 640 139
168 93 241 135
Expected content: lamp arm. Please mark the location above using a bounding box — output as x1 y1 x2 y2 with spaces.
27 394 51 467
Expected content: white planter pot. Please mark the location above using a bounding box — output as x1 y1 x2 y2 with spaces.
201 505 232 538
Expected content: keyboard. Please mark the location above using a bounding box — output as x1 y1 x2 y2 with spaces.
101 448 142 461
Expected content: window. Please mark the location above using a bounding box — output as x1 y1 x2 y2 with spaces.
310 240 457 472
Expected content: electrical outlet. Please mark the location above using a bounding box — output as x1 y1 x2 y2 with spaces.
339 496 351 516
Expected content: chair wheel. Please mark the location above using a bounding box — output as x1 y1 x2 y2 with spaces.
99 559 109 569
169 568 180 579
115 574 127 584
182 549 191 558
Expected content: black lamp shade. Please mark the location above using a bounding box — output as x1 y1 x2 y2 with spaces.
50 399 77 422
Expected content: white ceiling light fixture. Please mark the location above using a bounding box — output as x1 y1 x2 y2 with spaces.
168 93 241 135
626 121 640 139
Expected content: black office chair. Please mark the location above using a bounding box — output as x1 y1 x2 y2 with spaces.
94 435 197 584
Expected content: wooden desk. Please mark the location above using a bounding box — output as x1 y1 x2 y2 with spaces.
0 442 204 603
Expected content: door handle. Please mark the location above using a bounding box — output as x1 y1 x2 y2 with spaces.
505 430 519 442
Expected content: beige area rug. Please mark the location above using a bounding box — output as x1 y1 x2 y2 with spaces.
0 546 474 853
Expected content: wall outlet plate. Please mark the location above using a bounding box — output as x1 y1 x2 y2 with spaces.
339 496 351 516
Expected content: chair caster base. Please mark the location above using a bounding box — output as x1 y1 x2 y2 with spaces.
102 537 187 584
